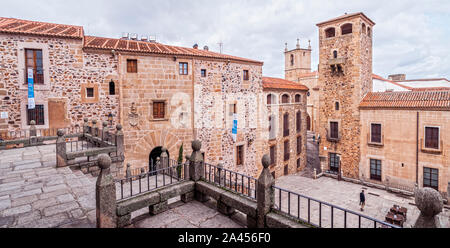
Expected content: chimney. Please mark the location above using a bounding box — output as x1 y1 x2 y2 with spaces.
285 42 288 52
193 44 198 49
296 38 300 49
203 45 209 51
308 40 311 50
388 74 406 81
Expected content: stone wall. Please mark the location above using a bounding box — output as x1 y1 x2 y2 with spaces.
360 109 450 194
317 16 374 178
297 75 319 132
264 89 308 178
0 34 119 134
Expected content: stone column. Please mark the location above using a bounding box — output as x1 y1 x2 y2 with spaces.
184 155 190 180
189 140 208 202
102 121 109 143
92 119 98 137
125 163 132 180
56 129 67 168
96 154 117 228
256 154 275 228
115 124 124 158
83 118 89 136
413 187 443 228
29 120 37 145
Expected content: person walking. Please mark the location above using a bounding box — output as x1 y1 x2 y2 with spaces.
359 190 366 211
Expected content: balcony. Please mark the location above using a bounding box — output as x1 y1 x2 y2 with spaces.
328 57 346 66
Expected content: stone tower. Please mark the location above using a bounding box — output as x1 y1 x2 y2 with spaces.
284 39 312 82
316 13 375 178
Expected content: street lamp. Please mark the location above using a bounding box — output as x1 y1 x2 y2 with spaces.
108 113 114 126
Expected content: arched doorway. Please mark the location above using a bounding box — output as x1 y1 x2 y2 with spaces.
149 146 170 174
306 114 311 131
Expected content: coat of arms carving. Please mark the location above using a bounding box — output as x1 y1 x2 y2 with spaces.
128 102 139 127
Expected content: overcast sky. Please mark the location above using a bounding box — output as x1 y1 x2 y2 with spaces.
1 0 449 79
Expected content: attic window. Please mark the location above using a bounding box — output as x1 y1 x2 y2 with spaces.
325 27 335 38
367 27 371 37
362 23 366 34
341 23 353 35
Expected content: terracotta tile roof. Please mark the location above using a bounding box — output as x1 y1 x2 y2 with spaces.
297 71 318 79
0 17 83 39
316 12 376 26
262 77 309 91
84 36 263 65
360 91 450 110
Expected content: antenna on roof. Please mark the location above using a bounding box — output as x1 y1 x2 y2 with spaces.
218 41 223 54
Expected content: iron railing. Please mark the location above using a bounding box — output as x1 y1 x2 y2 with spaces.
273 186 399 228
116 159 185 200
203 162 257 200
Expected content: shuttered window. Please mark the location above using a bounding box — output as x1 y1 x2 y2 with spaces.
243 70 249 80
283 113 289 137
330 122 339 139
425 127 439 149
25 49 44 84
236 145 244 166
371 123 382 143
297 136 302 155
27 104 45 125
284 140 290 161
270 145 276 165
296 111 301 132
127 59 137 73
153 102 165 119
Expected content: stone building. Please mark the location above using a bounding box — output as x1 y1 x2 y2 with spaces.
0 17 268 178
262 77 308 179
316 12 375 179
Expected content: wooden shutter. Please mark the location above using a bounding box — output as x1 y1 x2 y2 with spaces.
236 145 244 166
283 113 289 137
371 124 381 143
425 127 439 149
330 122 338 139
153 102 165 119
127 60 137 73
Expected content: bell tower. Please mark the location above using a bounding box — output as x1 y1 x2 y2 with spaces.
284 38 312 82
316 12 375 178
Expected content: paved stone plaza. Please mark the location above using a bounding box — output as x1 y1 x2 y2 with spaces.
275 174 450 228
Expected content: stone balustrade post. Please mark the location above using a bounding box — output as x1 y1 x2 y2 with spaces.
214 163 224 184
184 155 190 180
115 124 124 158
56 129 67 168
29 120 37 145
96 154 117 228
92 119 98 137
256 154 275 228
156 157 161 171
125 163 132 180
189 140 208 202
83 118 89 136
102 121 109 143
413 187 443 228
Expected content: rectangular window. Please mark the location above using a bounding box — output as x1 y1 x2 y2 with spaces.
243 70 249 80
270 145 276 165
26 104 45 125
25 49 44 84
201 69 206 77
297 158 301 168
423 167 438 191
284 165 289 176
86 88 94 98
330 121 339 139
236 145 244 166
425 127 439 149
296 111 301 132
297 136 302 155
370 159 382 181
283 113 289 137
179 62 188 75
284 140 290 161
153 101 165 119
127 59 137 73
371 123 382 143
329 153 339 173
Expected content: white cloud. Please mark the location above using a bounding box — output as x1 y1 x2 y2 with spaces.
1 0 448 79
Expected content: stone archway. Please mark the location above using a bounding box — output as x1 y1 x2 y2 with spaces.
149 146 170 174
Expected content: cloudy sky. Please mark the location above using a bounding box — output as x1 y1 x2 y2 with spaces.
1 0 449 79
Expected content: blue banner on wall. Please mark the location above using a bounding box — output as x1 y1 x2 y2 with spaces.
27 68 35 109
232 113 237 142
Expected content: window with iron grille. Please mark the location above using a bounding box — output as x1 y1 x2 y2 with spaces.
371 123 382 143
270 145 276 165
25 49 44 84
284 140 290 161
425 127 439 149
243 70 249 80
297 136 302 155
329 153 339 173
330 121 339 139
283 113 289 137
423 167 438 191
179 62 188 75
370 159 382 181
201 69 206 77
127 59 137 73
86 88 94 98
236 145 244 166
153 101 165 119
26 104 45 125
296 111 301 132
